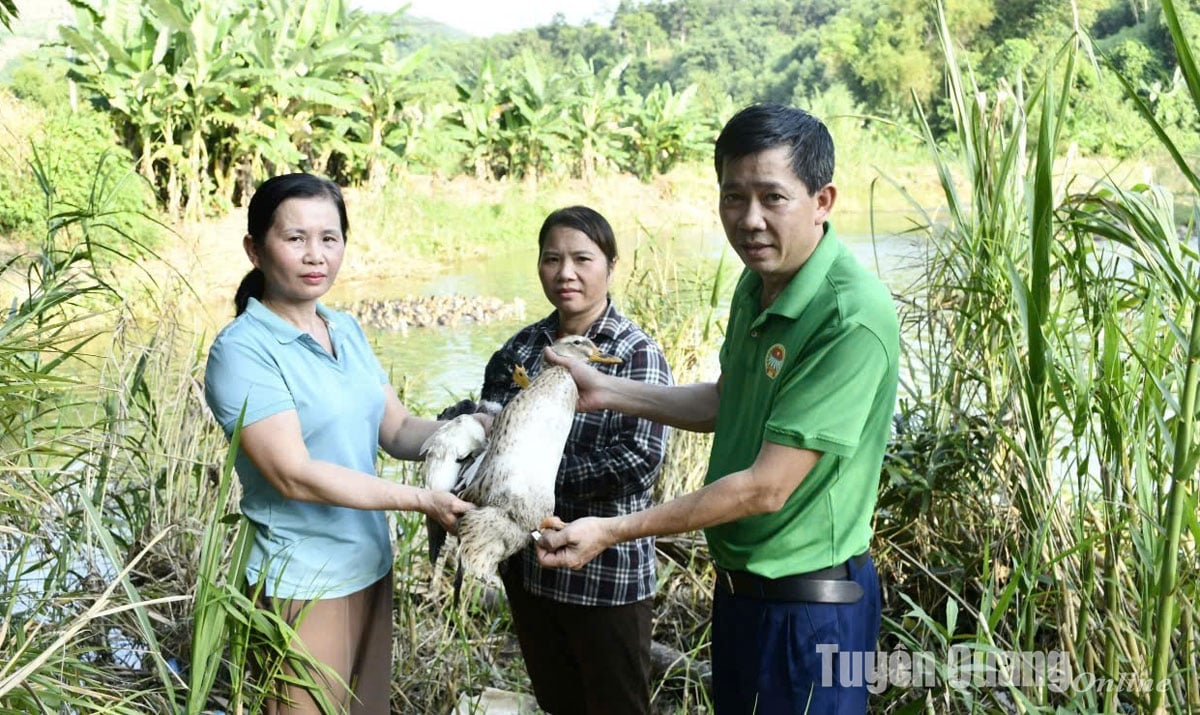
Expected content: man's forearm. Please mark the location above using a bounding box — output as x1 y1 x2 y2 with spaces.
609 441 821 542
605 380 719 433
608 467 773 542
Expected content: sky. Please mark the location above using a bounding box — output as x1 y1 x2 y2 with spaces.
352 0 618 37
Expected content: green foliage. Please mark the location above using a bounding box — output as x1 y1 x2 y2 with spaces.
1067 60 1159 154
979 38 1038 87
0 153 183 714
6 54 71 108
1146 0 1200 66
13 0 1192 222
824 0 941 110
439 49 719 182
0 0 15 30
875 3 1200 711
59 0 422 217
624 82 716 180
0 92 158 255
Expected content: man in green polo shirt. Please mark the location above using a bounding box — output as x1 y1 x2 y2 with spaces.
536 103 899 714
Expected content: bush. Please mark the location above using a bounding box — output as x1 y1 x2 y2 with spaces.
0 88 160 256
6 54 71 109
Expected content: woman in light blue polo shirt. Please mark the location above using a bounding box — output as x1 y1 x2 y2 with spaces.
204 173 475 715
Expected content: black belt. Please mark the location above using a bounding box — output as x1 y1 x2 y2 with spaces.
715 552 869 604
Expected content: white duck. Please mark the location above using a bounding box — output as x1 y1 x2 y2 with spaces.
421 349 532 565
426 335 620 584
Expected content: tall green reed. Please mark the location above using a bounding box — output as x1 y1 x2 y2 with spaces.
186 409 252 714
882 0 1200 712
0 154 183 711
1101 1 1200 710
621 230 732 500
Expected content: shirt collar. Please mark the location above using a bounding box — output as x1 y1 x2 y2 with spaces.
534 296 621 344
245 297 336 344
742 222 841 324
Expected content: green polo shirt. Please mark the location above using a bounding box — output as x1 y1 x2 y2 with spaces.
705 224 899 577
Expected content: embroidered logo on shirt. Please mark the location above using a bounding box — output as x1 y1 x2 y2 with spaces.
765 344 785 379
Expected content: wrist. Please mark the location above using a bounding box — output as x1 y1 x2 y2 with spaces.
595 371 621 411
410 487 431 515
605 515 631 546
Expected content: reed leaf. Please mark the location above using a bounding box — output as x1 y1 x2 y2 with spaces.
78 494 181 703
186 407 250 714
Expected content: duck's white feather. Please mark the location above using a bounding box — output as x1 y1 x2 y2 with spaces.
419 414 487 566
427 335 619 585
419 414 487 492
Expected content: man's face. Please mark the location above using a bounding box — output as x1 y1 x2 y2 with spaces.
718 145 834 295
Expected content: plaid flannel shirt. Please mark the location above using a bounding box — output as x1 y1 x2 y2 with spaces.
481 299 673 605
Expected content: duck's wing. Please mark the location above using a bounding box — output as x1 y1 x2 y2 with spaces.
452 447 485 494
437 398 479 420
419 415 486 491
420 415 487 564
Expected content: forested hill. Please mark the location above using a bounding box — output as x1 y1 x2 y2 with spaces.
0 0 1194 230
418 0 1196 144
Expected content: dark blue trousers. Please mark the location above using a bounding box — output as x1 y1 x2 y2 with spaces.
711 556 881 714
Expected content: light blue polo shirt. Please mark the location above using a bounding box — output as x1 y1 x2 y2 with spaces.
204 298 392 599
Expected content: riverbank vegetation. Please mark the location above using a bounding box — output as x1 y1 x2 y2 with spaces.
1 0 1199 712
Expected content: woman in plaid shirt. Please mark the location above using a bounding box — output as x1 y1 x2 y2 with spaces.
480 206 673 715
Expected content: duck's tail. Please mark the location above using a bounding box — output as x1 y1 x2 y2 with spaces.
425 515 447 565
457 506 528 584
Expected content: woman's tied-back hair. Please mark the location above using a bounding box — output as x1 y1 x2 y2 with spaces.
537 205 618 266
234 173 349 316
714 103 835 195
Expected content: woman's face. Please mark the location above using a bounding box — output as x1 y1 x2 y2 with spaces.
245 196 345 306
538 225 612 325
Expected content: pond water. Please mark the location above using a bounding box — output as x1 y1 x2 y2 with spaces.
337 212 926 411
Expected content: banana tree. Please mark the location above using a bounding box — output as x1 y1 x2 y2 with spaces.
229 0 408 184
62 0 250 218
151 0 249 219
227 0 387 183
498 50 569 182
563 54 636 181
626 81 713 180
60 0 180 202
447 57 511 180
338 39 429 186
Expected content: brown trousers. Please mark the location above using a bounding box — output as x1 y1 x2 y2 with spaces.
258 572 394 715
502 567 654 715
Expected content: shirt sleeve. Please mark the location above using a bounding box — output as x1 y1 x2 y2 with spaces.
203 332 295 434
764 324 891 456
555 341 673 502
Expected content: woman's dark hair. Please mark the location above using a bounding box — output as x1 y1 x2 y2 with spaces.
537 205 618 265
234 173 349 316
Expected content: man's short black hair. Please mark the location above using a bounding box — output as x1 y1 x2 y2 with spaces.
714 103 835 195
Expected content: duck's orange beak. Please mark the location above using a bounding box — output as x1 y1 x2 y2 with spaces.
512 364 531 388
587 349 622 365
